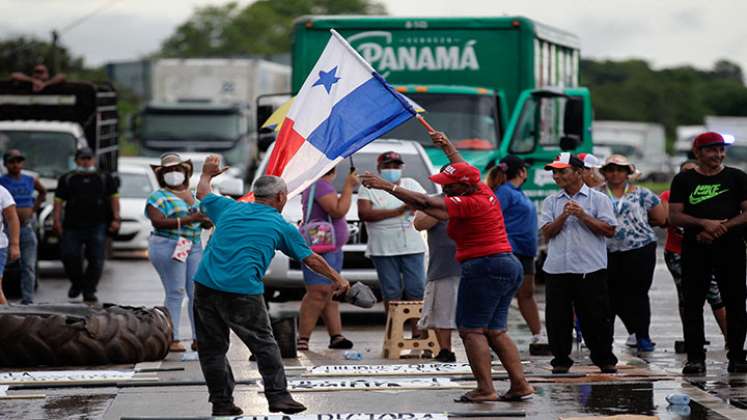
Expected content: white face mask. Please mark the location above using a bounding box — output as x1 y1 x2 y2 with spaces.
163 171 186 187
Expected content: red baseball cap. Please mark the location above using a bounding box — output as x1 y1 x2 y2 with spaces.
693 132 731 149
429 162 481 185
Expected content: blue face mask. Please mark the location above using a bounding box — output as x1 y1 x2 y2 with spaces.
380 168 402 183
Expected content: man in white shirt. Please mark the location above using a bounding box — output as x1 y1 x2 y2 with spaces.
0 184 21 304
358 151 426 310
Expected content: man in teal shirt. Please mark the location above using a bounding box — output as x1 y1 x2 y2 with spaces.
194 155 350 416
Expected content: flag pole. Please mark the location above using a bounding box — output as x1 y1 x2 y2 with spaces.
416 114 436 133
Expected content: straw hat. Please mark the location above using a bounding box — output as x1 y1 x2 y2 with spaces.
601 154 635 174
150 152 193 177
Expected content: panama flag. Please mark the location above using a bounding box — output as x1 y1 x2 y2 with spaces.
265 29 417 198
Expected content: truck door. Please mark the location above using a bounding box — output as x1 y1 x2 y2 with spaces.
497 87 593 202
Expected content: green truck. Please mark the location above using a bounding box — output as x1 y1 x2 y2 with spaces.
290 16 593 201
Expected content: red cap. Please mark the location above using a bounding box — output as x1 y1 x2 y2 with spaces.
693 132 728 149
429 162 481 185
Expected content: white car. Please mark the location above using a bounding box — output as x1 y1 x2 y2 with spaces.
255 139 439 301
112 163 159 251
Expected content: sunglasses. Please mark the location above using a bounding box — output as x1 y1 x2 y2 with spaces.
5 158 24 164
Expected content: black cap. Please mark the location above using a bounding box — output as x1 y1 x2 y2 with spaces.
75 147 94 159
499 155 527 173
377 151 404 165
3 149 25 163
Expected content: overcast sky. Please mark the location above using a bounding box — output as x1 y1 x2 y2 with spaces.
1 0 745 72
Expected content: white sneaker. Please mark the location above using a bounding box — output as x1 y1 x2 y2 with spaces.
625 334 637 347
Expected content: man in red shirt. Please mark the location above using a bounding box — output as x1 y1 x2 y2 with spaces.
360 132 533 403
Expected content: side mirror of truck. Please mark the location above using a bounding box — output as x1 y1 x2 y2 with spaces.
256 104 275 133
560 97 584 151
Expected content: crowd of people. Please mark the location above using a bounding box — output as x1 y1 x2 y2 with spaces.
2 126 746 414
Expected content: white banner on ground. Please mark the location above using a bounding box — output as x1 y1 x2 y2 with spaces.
259 377 467 392
0 385 8 396
305 362 496 376
0 370 135 384
236 414 448 420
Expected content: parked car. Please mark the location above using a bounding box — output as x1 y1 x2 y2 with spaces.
255 139 439 301
112 162 159 251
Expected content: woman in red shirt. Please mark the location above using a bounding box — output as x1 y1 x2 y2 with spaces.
360 132 533 403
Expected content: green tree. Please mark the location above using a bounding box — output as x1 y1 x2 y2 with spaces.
160 0 386 57
0 36 85 76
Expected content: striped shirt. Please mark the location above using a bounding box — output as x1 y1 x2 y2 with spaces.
146 189 202 243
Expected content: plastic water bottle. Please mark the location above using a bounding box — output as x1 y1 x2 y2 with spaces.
344 351 363 361
665 393 690 405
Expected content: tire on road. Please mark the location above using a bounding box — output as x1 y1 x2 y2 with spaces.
0 303 173 367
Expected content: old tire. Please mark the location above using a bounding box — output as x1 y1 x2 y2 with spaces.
0 303 172 367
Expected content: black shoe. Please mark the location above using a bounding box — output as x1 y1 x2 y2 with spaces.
682 360 706 374
328 335 353 349
212 402 243 416
68 286 81 298
435 349 456 363
268 397 307 414
727 360 747 373
552 365 571 374
599 364 618 374
83 292 98 303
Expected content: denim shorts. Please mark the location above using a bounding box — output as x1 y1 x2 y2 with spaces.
371 253 425 300
303 250 343 286
456 253 523 330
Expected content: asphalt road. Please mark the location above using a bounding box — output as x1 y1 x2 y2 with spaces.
2 250 747 419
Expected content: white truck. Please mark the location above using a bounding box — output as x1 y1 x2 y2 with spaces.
592 121 670 181
705 116 747 171
132 59 290 182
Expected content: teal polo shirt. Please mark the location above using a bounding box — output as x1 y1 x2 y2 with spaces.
194 193 313 295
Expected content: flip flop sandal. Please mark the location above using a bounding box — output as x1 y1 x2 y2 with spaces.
297 337 310 351
498 392 534 402
328 335 353 349
453 392 498 403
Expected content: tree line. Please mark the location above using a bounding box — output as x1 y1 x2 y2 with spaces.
2 0 746 150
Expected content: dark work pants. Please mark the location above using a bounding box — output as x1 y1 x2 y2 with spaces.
193 282 290 405
545 270 618 368
60 224 107 294
607 242 657 340
682 237 747 362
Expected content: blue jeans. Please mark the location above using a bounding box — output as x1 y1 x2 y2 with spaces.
149 234 202 341
60 224 107 295
302 250 342 285
371 253 425 301
456 253 523 330
19 224 38 304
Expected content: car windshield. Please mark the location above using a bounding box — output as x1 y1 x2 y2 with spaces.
383 93 498 150
119 172 153 199
727 145 747 162
328 152 437 195
0 130 77 179
141 112 241 141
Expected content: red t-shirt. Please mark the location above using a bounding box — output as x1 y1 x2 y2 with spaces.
660 190 682 254
444 183 513 262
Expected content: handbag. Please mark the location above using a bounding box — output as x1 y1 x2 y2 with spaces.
298 183 336 254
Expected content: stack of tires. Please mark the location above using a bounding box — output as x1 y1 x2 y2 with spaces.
0 304 172 367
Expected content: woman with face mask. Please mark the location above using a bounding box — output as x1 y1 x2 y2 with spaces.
146 153 211 352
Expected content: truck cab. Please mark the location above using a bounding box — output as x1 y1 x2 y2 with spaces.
132 102 252 181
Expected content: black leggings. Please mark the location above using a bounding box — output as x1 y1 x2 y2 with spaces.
607 242 657 340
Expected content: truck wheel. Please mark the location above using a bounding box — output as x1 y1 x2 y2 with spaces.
0 303 172 367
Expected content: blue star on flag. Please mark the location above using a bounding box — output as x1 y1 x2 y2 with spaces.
312 67 341 93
